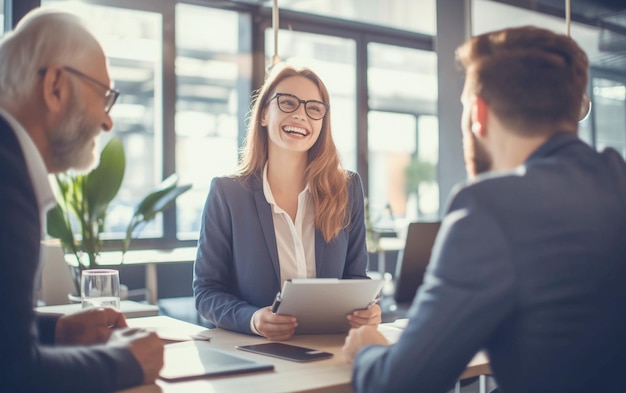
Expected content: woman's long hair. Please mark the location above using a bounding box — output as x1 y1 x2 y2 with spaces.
237 64 349 242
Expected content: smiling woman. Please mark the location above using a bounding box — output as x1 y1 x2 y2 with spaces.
192 63 381 341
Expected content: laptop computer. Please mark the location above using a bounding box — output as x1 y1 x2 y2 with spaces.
393 221 441 304
159 341 274 382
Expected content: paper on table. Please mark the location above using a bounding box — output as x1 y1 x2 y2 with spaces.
127 316 212 342
377 318 409 344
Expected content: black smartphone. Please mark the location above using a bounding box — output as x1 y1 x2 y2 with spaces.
236 342 333 362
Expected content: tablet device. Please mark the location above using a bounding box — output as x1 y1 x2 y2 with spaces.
236 342 333 362
159 341 274 381
273 278 384 334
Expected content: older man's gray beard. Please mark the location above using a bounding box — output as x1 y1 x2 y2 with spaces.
49 92 101 173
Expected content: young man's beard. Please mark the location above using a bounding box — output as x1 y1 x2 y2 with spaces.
463 120 492 179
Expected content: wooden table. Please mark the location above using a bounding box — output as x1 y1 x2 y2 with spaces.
460 350 491 380
117 316 490 393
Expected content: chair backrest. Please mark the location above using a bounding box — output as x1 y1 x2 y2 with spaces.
393 221 441 304
39 239 76 305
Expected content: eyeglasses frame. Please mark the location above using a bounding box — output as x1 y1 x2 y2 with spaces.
267 93 329 120
38 66 120 114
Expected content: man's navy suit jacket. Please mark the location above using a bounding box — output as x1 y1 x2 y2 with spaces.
193 172 369 334
0 117 142 392
353 132 626 393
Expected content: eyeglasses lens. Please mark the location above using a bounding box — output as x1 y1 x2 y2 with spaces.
276 95 326 120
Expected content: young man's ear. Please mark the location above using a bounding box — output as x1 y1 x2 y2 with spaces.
41 66 66 113
470 95 488 137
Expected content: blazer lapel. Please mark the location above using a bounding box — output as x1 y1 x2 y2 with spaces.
315 230 326 277
253 183 281 284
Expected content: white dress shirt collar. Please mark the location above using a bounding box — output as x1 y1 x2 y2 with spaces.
261 162 316 285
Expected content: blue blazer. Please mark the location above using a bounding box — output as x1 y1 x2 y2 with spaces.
352 133 626 393
193 171 369 334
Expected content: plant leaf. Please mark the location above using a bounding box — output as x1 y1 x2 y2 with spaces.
154 173 179 192
138 184 192 222
122 180 191 253
47 136 192 267
46 203 76 253
84 137 125 220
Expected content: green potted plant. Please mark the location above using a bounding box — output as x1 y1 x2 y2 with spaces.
364 197 382 254
404 156 436 219
46 136 192 294
404 156 436 197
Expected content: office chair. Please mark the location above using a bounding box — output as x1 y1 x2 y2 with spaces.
381 221 441 322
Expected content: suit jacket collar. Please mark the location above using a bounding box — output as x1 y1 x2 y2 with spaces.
0 109 55 214
526 131 581 163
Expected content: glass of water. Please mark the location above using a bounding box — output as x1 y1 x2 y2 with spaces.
81 269 121 309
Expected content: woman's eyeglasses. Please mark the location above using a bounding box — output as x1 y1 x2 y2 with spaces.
268 93 329 120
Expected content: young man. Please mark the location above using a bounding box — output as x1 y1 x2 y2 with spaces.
0 8 163 392
343 26 626 393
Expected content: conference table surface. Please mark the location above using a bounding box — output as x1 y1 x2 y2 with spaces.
117 316 490 393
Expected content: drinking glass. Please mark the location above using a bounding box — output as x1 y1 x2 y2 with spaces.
80 269 121 309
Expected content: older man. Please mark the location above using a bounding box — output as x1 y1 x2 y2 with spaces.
343 26 626 393
0 8 163 392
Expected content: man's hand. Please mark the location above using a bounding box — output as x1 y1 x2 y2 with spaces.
253 307 298 341
55 307 128 345
347 303 382 328
342 325 389 363
109 328 164 384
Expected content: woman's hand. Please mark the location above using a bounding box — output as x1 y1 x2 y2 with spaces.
253 307 298 341
347 303 382 328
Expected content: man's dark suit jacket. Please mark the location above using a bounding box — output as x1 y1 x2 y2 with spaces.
0 117 143 392
193 172 369 334
352 132 626 393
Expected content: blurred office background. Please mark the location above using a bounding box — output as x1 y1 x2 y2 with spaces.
4 0 625 252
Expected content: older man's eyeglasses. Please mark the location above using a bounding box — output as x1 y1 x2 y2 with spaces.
268 93 329 120
39 66 120 114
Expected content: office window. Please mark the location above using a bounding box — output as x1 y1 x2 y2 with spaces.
41 1 163 238
473 0 626 155
30 0 439 249
275 0 436 35
593 78 626 157
175 4 252 238
367 43 438 229
266 29 357 171
577 107 593 146
415 115 439 218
